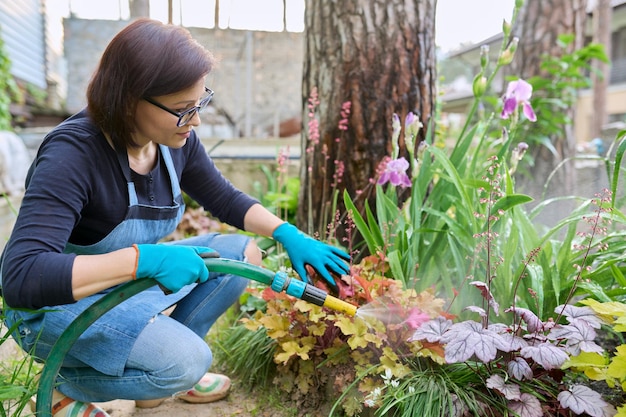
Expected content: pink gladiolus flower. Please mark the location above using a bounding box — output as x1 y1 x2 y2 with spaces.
378 157 412 187
501 79 537 122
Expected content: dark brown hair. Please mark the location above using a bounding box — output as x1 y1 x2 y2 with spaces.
87 18 214 150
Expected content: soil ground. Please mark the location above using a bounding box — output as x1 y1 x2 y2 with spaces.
0 335 295 417
95 381 294 417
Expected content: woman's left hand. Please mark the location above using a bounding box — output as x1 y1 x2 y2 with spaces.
272 222 350 292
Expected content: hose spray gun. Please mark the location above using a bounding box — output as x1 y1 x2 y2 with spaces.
202 257 357 316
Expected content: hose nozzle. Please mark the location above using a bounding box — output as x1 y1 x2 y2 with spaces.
201 258 357 316
271 271 357 316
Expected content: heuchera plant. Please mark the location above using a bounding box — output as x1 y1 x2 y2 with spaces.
240 252 450 416
357 133 618 416
411 302 614 416
406 153 618 417
565 299 626 416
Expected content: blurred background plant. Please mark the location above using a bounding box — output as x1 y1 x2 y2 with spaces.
0 33 21 131
0 198 40 415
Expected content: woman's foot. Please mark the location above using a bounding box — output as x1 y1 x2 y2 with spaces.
176 373 231 403
30 390 110 417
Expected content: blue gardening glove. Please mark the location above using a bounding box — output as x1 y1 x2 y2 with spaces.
133 244 215 294
272 223 350 291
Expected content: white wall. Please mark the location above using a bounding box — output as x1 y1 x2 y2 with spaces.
0 0 47 89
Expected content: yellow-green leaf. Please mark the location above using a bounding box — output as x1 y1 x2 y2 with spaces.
607 349 626 380
294 300 325 322
564 352 613 383
581 299 626 323
335 316 372 350
259 314 291 339
378 347 411 379
308 322 327 336
364 333 383 348
563 352 607 369
615 316 626 332
275 340 312 364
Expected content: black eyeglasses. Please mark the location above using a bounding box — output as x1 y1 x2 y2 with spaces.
144 87 214 127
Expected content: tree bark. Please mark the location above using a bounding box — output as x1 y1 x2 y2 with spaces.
591 0 612 140
510 0 588 79
299 0 437 246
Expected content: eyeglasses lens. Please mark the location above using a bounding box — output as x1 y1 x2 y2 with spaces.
178 90 213 127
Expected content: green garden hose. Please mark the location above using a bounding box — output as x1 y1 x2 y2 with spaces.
35 278 155 416
35 258 356 416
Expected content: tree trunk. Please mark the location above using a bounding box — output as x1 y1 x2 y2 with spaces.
591 0 612 140
215 0 220 28
299 0 437 246
510 0 588 78
508 0 588 197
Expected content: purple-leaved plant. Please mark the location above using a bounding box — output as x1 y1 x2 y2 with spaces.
410 189 618 417
411 299 615 416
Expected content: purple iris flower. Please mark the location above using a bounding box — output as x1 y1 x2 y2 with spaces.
378 157 412 187
501 79 537 122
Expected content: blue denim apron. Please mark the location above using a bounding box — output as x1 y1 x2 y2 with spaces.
7 145 197 377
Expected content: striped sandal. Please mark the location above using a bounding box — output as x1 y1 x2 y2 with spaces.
30 392 110 417
176 373 231 403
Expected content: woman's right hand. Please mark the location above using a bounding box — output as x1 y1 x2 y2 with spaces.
133 244 214 293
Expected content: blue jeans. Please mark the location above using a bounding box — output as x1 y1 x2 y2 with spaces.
53 233 250 402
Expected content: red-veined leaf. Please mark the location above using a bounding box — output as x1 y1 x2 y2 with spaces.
555 304 603 329
509 393 543 417
441 321 504 363
520 342 569 370
506 306 544 333
486 374 521 401
470 281 500 316
557 385 609 417
409 317 452 343
508 357 534 380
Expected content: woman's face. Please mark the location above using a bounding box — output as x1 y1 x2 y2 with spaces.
133 78 207 149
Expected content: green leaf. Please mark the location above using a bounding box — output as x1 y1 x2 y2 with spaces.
365 201 384 250
491 194 533 213
343 190 381 253
0 383 29 401
611 133 626 208
387 250 406 283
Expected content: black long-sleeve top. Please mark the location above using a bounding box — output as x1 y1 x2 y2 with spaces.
1 110 258 309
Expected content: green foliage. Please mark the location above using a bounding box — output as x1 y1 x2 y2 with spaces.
373 363 506 417
565 299 626 414
0 309 42 416
344 33 626 320
251 157 300 258
252 163 299 225
343 177 620 416
522 35 608 151
0 26 21 131
213 323 276 389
